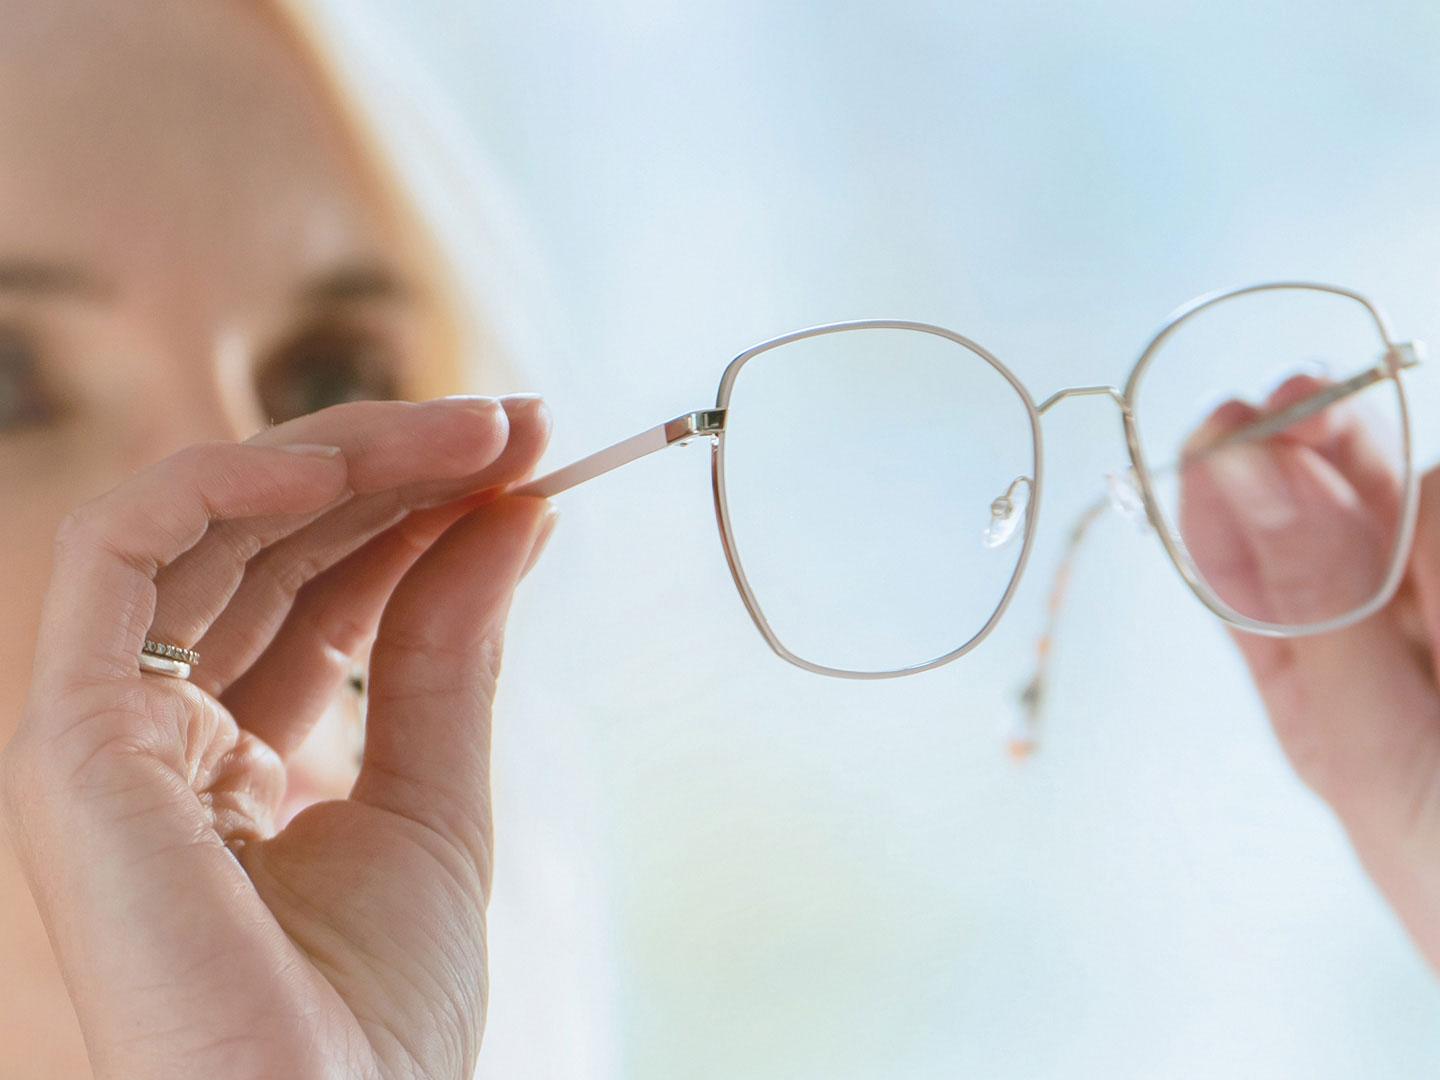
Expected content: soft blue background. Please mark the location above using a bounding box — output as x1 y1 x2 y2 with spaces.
347 2 1440 1076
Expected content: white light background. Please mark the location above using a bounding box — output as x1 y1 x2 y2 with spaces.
336 2 1440 1076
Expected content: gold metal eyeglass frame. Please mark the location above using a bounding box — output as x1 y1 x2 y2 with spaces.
513 281 1424 688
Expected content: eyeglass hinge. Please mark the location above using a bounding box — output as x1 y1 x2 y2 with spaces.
664 409 727 445
1390 340 1426 372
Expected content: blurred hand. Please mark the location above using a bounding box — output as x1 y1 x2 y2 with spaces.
1180 375 1440 971
0 395 557 1079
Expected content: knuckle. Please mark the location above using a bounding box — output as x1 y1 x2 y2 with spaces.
387 505 438 561
245 539 330 606
380 620 494 669
371 625 504 713
163 441 234 493
474 634 506 685
297 591 374 660
176 441 273 509
53 500 167 577
273 549 328 598
53 501 105 556
210 520 268 568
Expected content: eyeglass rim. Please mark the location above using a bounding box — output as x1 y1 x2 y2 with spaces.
708 319 1047 680
707 283 1419 678
1121 280 1420 638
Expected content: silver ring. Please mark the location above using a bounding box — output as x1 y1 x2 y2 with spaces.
139 638 199 680
139 653 192 679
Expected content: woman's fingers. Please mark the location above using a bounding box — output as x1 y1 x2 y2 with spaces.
220 489 506 758
31 440 348 699
1179 375 1402 628
4 440 358 1072
1263 373 1403 523
1185 404 1440 967
1181 395 1440 835
1183 436 1385 627
1175 388 1440 971
351 495 553 882
191 396 551 702
148 396 512 654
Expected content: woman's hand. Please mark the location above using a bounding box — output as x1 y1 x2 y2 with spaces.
1180 377 1440 971
0 394 556 1079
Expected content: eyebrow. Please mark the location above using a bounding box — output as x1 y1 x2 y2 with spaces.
0 257 413 306
0 258 112 300
299 263 412 305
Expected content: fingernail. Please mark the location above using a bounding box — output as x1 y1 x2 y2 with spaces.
434 394 502 413
281 443 343 457
520 506 560 579
1183 417 1225 459
1206 445 1298 532
1183 400 1253 459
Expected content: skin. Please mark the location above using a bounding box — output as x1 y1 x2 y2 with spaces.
0 1 1434 1076
0 3 554 1077
1181 374 1440 972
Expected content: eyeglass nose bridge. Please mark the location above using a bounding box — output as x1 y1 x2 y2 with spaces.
1036 384 1129 415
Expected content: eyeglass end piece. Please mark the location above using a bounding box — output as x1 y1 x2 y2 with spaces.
663 409 727 445
1391 340 1426 371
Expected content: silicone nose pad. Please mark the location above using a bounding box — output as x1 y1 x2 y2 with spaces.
1106 469 1149 529
983 476 1033 549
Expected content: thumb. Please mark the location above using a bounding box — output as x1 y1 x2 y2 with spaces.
350 495 555 883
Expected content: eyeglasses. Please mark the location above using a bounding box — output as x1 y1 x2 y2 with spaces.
515 281 1423 744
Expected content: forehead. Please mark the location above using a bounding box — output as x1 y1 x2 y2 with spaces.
0 1 393 306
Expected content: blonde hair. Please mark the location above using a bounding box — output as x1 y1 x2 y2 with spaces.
265 0 541 399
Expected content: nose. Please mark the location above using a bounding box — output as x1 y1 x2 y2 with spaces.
120 334 261 465
126 391 252 465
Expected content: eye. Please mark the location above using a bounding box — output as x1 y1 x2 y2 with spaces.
0 326 59 431
257 323 404 422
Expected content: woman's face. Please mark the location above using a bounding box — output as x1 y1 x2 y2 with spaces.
0 2 449 730
0 0 455 1054
0 5 453 1052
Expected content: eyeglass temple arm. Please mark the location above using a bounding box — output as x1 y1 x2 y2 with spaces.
1010 493 1108 760
510 409 726 499
1190 341 1423 459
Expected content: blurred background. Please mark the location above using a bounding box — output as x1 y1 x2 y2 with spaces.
331 1 1440 1075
